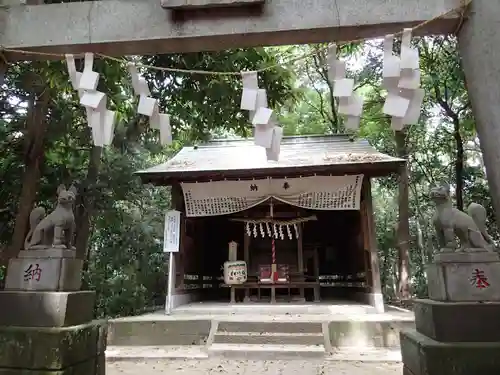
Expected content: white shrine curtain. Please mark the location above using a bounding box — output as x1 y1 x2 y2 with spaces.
181 175 363 217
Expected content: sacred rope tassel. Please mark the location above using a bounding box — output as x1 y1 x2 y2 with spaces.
246 222 252 237
259 223 265 238
273 223 279 238
279 224 284 240
252 223 258 238
266 222 272 237
286 224 293 240
294 223 299 239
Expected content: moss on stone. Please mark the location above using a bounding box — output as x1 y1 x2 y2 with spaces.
0 320 107 371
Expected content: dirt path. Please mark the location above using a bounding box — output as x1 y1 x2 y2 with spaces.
107 359 403 375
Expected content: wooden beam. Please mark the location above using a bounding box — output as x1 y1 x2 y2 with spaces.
0 0 463 60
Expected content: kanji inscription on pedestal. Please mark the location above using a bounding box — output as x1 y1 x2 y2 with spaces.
23 263 42 282
470 268 490 289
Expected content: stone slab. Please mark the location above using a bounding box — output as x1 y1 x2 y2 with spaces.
0 354 104 375
414 299 500 342
0 320 107 370
107 319 211 346
426 260 500 301
161 0 265 10
5 257 83 291
433 251 500 263
0 0 463 59
18 249 76 259
400 328 500 375
0 291 95 327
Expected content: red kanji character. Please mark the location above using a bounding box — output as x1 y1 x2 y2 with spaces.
469 269 490 289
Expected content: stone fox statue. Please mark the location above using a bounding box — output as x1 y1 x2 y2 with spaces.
430 185 494 252
24 184 77 250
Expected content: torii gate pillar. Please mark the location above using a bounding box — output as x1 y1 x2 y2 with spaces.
458 0 500 224
400 6 500 374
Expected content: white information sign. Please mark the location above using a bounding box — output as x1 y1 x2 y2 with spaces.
163 210 181 253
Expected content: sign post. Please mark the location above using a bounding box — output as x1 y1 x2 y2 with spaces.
163 210 181 315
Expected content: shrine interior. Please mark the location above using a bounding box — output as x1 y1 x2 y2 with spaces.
180 200 369 303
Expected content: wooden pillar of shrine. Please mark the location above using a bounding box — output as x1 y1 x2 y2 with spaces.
297 224 305 300
171 184 185 291
362 178 384 313
243 228 250 302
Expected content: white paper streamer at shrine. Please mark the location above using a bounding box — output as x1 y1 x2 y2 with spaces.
128 63 172 145
328 44 364 130
240 71 283 161
65 53 116 147
382 29 425 131
181 175 364 217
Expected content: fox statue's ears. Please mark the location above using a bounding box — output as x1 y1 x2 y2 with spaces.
57 184 66 195
68 185 77 196
57 184 77 197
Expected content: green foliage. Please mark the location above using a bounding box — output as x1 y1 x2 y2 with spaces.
0 36 496 313
0 48 296 317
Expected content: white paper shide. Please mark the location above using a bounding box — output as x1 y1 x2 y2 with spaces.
240 71 283 161
65 53 116 146
128 63 172 145
328 44 364 130
163 210 181 253
382 29 425 130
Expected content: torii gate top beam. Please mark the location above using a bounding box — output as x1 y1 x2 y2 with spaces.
0 0 463 60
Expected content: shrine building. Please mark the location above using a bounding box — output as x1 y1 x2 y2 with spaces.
136 134 404 312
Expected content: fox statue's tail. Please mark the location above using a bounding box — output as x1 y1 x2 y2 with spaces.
468 202 494 246
24 207 46 250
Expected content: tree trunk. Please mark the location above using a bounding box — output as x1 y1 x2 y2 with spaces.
75 146 102 263
395 130 411 300
452 117 464 211
6 81 50 262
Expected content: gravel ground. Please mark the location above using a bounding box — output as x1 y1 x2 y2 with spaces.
107 359 403 375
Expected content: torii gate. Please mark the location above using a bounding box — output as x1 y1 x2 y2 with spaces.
1 0 498 227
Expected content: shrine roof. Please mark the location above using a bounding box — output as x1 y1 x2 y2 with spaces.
136 134 405 185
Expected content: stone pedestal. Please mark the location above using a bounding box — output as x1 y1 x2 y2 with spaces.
0 248 106 374
5 249 83 291
401 251 500 375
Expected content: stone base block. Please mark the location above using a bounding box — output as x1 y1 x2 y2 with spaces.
0 354 104 375
5 257 83 291
0 291 95 327
414 299 500 342
18 249 76 259
426 253 500 301
0 320 107 372
401 329 500 375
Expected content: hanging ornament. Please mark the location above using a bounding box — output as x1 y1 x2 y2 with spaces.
239 71 282 161
246 222 252 237
279 225 284 240
128 63 172 145
266 222 272 237
294 224 299 239
382 29 425 131
252 223 258 238
327 44 364 131
65 53 116 147
259 223 265 238
286 224 292 240
273 223 278 238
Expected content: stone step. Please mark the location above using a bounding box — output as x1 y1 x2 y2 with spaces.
106 345 209 361
105 345 403 362
171 304 335 315
213 331 325 345
208 343 326 360
217 321 323 334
